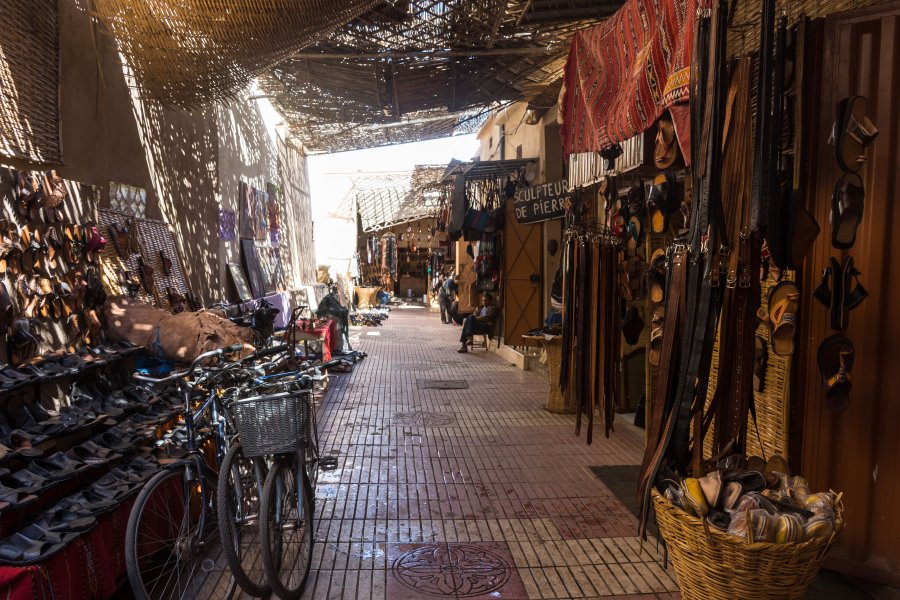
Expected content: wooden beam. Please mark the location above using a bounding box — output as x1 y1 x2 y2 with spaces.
290 47 555 60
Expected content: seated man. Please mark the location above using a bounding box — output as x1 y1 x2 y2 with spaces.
458 292 499 353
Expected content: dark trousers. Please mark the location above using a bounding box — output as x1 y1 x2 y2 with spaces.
460 315 491 343
439 294 453 322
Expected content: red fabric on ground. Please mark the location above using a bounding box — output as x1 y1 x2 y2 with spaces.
560 0 702 160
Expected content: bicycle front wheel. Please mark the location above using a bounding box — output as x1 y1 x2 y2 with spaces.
125 465 218 600
217 443 270 597
260 456 314 600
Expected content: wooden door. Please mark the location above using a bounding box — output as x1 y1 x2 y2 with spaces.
503 197 543 344
796 2 900 585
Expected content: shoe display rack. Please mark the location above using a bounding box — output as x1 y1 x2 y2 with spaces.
0 360 186 597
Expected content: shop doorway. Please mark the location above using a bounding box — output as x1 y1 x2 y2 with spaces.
503 198 543 345
797 1 900 585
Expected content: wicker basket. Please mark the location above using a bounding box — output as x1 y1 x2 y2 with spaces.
652 489 843 600
543 337 570 413
230 390 311 458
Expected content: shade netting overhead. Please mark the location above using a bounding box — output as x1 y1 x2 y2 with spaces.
263 0 624 152
89 0 381 106
353 165 447 232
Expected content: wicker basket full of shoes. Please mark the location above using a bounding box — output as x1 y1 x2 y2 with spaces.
652 458 843 600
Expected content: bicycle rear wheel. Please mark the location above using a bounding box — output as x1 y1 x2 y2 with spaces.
125 465 217 600
260 455 314 600
217 443 269 597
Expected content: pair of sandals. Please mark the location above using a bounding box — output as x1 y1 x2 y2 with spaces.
14 171 67 223
830 96 878 249
15 273 74 320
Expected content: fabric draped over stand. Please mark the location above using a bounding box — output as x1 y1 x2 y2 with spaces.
560 0 703 161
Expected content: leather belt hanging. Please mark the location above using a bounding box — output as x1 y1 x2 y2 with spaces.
574 237 588 435
559 236 576 393
583 240 609 444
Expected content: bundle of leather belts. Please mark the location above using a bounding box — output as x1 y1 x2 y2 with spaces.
559 226 621 443
638 0 785 538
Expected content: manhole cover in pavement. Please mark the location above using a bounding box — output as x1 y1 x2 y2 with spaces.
417 379 469 389
392 544 511 597
391 412 456 426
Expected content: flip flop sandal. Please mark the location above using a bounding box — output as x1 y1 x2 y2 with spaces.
36 277 54 319
137 256 156 295
813 256 869 331
34 509 96 534
58 490 118 514
67 441 121 465
84 267 107 309
818 334 854 412
64 224 84 264
647 173 676 234
108 224 129 258
648 307 665 366
45 226 63 268
768 281 800 356
626 216 642 253
126 218 141 254
160 250 173 276
9 318 40 365
832 96 879 173
831 172 864 250
26 458 78 483
2 469 53 494
753 335 768 393
0 282 13 335
647 248 667 304
0 525 75 565
118 269 140 298
624 256 646 298
83 225 106 264
41 170 67 210
0 484 38 510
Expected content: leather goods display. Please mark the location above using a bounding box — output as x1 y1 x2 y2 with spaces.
560 225 621 442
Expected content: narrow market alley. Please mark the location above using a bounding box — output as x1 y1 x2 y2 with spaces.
302 309 679 600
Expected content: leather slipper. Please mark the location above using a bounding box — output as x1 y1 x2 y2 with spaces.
831 172 864 249
648 307 664 366
647 249 667 303
648 173 675 234
817 333 854 412
832 95 879 173
768 281 799 356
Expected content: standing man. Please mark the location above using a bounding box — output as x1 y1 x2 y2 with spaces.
458 292 499 353
438 273 458 324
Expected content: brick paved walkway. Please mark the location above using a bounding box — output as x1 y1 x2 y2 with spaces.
301 308 679 599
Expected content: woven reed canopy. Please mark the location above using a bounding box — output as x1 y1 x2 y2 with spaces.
90 1 623 151
353 165 446 232
89 0 381 107
264 0 623 153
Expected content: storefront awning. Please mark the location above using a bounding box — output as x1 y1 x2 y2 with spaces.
441 158 538 183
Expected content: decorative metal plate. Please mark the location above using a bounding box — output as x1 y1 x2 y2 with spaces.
391 412 456 427
417 379 469 389
391 544 511 597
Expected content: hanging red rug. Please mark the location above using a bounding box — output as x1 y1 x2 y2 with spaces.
560 0 703 160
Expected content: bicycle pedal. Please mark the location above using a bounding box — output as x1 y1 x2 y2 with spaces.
320 456 339 471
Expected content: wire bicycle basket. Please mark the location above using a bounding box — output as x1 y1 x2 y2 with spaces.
229 388 312 458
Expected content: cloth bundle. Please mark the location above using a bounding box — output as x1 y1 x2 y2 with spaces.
104 295 252 362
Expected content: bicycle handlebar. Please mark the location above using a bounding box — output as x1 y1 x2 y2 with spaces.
132 344 245 386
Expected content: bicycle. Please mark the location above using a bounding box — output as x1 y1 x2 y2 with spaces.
230 360 339 599
124 344 245 600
